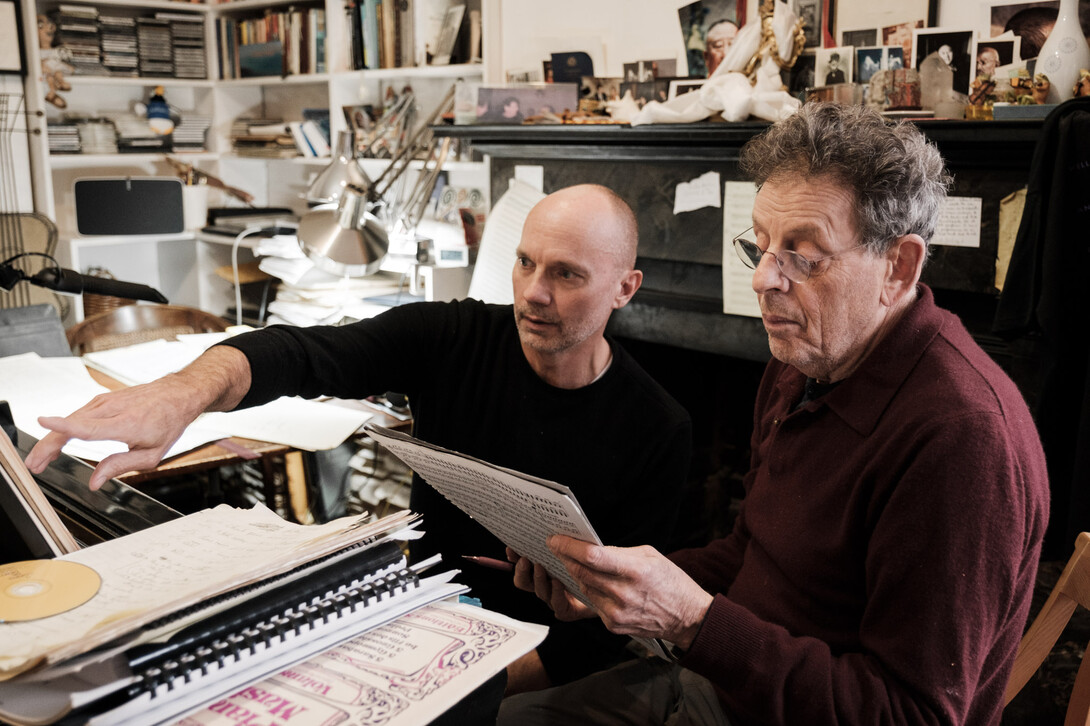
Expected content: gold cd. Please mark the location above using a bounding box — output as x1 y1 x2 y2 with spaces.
0 560 101 622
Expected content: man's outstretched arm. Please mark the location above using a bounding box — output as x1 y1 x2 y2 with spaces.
25 345 252 490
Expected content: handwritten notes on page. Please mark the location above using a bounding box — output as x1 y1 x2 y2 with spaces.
722 182 761 318
175 601 547 726
932 196 982 248
467 180 545 305
364 424 600 606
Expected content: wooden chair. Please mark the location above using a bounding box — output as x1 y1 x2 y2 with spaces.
66 304 228 355
1005 532 1090 724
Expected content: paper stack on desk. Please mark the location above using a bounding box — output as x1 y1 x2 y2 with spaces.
0 505 475 725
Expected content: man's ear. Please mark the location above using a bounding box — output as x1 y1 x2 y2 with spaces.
881 234 926 306
613 269 643 310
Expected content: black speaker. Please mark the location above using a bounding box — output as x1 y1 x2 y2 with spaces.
74 177 184 236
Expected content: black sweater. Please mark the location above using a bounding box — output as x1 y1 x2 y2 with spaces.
222 298 692 684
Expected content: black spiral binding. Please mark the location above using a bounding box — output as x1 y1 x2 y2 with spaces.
125 542 420 699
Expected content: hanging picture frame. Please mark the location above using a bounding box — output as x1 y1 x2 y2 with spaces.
0 0 27 74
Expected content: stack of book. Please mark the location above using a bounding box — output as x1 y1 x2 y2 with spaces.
230 117 298 158
159 12 207 79
135 17 174 77
111 113 169 153
53 5 106 76
97 14 139 77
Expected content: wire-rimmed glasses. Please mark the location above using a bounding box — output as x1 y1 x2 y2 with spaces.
731 227 869 283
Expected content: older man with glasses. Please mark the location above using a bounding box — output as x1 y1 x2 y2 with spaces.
500 103 1049 726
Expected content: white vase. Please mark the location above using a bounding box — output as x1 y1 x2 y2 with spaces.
1036 0 1090 104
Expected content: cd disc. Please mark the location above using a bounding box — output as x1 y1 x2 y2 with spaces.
0 560 100 622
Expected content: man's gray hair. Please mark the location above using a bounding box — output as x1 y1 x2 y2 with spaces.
739 103 951 257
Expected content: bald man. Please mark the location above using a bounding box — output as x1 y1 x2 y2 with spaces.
27 184 692 696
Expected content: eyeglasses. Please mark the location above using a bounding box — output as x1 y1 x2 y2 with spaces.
731 227 869 283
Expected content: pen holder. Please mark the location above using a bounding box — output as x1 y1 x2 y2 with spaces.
182 184 209 231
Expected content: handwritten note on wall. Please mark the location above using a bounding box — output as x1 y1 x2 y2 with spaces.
673 171 722 214
932 196 982 248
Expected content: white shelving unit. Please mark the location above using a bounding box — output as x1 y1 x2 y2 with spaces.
20 0 493 321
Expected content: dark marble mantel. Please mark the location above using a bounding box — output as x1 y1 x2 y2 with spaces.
435 120 1042 362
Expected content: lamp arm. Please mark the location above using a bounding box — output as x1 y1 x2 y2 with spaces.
370 85 457 197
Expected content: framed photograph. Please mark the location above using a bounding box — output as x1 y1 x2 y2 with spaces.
677 0 744 77
816 45 854 85
579 76 621 112
855 47 883 83
883 20 926 66
912 27 975 94
970 36 1021 81
834 0 938 46
0 0 27 74
475 84 579 123
842 28 878 47
983 1 1090 61
342 104 376 132
668 79 706 99
793 0 823 48
788 50 817 93
619 79 673 107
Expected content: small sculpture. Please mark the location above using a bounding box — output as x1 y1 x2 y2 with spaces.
1075 69 1090 97
38 14 73 109
1006 69 1035 104
1032 74 1051 104
743 0 807 84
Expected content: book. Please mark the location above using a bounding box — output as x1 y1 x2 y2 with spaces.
0 426 79 563
238 40 283 78
300 119 331 157
431 4 465 65
287 121 315 157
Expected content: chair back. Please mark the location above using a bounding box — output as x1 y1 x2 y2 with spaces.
66 304 228 355
1006 532 1090 725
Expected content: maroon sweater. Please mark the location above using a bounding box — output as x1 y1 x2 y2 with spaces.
671 285 1048 725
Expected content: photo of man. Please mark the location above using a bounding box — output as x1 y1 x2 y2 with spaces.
817 46 853 85
704 19 739 76
825 52 847 83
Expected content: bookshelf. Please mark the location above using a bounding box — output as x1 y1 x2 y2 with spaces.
19 0 492 322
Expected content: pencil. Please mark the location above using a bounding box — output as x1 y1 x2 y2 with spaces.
461 555 515 572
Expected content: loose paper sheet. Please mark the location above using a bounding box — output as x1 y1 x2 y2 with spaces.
673 171 721 214
722 182 762 318
467 180 545 305
365 425 598 604
0 353 225 462
173 601 547 726
931 196 982 248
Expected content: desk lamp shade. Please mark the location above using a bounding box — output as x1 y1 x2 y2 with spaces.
298 187 388 277
304 130 371 207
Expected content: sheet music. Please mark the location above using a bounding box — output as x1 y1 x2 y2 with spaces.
364 425 599 604
0 505 419 679
467 180 545 305
722 181 762 319
172 601 547 726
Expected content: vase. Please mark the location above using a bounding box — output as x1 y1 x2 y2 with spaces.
1035 0 1090 104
